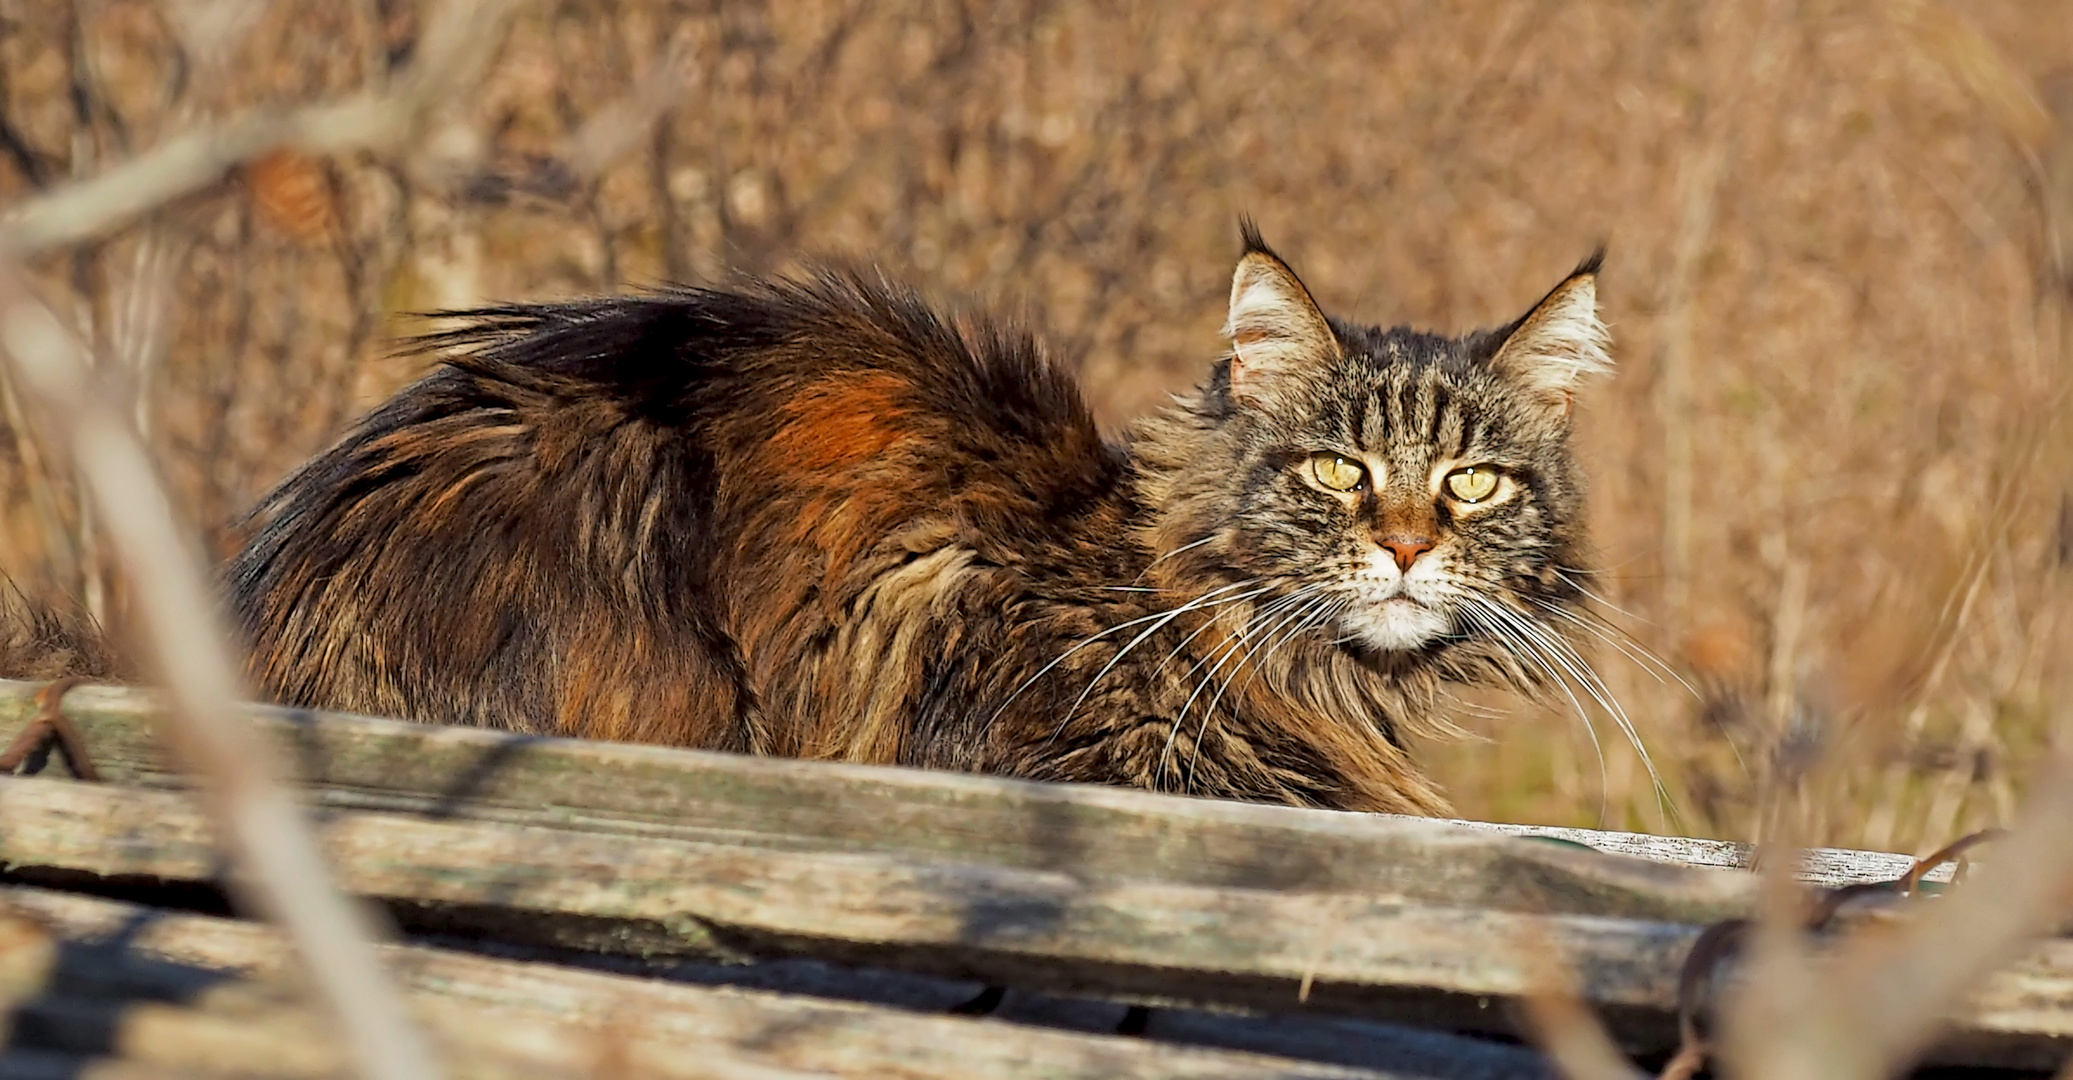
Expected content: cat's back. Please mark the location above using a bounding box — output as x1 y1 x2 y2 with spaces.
228 271 1129 753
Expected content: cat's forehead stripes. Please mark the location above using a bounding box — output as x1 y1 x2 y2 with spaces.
1344 351 1487 463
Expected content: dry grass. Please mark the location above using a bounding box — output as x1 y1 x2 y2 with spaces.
2 0 2071 851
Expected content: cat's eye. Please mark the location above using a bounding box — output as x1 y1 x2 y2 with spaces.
1445 466 1501 503
1310 453 1366 492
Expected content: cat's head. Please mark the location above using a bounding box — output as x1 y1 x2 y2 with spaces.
1136 225 1608 671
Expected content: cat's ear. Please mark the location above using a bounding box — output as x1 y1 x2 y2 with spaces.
1223 224 1339 406
1485 251 1612 417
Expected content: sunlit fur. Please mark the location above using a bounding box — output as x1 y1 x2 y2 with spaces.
214 227 1618 815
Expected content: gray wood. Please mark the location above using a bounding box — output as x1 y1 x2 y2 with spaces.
0 679 1858 923
1444 820 1947 889
1 885 1482 1080
3 776 2068 1068
0 903 813 1080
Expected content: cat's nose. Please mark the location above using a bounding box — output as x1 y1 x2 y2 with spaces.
1378 536 1434 572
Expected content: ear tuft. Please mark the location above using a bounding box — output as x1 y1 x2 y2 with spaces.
1223 227 1338 405
1486 253 1612 407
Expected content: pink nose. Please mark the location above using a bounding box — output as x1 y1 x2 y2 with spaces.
1379 537 1434 572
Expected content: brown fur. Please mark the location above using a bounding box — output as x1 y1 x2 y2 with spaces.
0 582 121 683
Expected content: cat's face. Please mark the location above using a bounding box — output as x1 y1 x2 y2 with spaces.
1145 231 1607 663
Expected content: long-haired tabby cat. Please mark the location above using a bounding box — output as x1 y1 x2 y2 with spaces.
129 226 1615 815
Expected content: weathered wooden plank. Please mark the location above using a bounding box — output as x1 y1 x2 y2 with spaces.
0 905 819 1079
1 885 1479 1080
0 679 1782 922
0 680 1944 899
0 775 1693 1013
2 777 2067 1068
1444 820 1941 891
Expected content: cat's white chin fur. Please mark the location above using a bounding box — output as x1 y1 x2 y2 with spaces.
1344 549 1452 651
1346 598 1451 652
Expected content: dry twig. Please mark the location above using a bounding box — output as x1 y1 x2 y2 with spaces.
1807 773 2073 1075
0 0 524 258
0 676 94 778
0 267 441 1079
1532 824 2025 1080
1517 931 1650 1080
0 3 538 1077
1722 776 2073 1080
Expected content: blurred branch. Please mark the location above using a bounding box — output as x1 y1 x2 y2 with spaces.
1518 933 1651 1080
165 0 274 79
1657 136 1726 631
110 227 184 439
0 266 440 1079
0 0 526 259
1729 756 2073 1079
1888 1 2053 156
0 53 53 189
0 3 539 1078
559 42 695 181
1833 757 2073 1074
1519 988 1648 1080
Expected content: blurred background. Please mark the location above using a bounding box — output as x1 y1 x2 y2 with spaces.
2 0 2070 851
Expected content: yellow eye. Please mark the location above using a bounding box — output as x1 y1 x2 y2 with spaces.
1310 453 1366 492
1446 466 1501 503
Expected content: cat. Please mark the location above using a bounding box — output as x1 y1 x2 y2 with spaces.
167 226 1611 815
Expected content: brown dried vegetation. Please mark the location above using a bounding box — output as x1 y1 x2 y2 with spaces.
3 0 2072 848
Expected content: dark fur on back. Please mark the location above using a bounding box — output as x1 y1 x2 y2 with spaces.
230 275 1127 757
188 238 1613 814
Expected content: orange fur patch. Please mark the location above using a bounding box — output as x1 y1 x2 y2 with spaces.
766 372 936 570
770 372 917 472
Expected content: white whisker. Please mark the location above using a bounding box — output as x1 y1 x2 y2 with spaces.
1459 598 1612 820
1179 592 1321 720
1554 569 1648 624
1187 596 1345 788
1156 586 1331 777
1131 534 1217 584
1531 597 1698 699
1468 595 1678 829
1151 582 1318 680
1178 593 1339 787
987 578 1270 737
1217 594 1340 714
1166 585 1326 700
1046 581 1279 738
1241 594 1346 698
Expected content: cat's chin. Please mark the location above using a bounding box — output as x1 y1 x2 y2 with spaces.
1343 597 1450 653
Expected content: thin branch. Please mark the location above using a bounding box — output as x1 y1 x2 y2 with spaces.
0 0 525 259
0 265 441 1079
1725 755 2073 1079
1832 757 2073 1074
1517 929 1651 1080
558 42 694 182
0 2 534 1077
